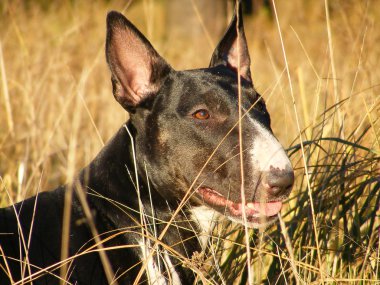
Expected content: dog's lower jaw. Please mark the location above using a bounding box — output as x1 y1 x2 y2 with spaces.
191 204 278 235
228 215 279 229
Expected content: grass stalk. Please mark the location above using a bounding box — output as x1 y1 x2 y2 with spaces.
271 0 325 282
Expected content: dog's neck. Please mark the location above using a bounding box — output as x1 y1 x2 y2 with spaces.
79 123 205 253
81 123 177 207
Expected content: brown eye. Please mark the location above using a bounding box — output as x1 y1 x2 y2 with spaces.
192 109 210 120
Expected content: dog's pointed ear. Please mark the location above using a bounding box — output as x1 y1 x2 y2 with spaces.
209 4 251 82
106 11 171 110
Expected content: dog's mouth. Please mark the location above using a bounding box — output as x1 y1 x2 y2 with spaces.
196 187 283 227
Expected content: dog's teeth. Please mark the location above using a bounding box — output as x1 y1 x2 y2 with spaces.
246 202 256 210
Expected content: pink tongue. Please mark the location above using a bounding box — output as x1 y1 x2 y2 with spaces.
246 201 283 217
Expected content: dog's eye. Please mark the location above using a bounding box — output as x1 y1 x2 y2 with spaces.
192 109 210 120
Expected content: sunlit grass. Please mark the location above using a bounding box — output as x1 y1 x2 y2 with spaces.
0 0 379 284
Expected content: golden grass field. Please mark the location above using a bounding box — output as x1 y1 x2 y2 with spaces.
0 0 379 284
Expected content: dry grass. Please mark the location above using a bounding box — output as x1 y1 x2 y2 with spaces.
0 0 379 284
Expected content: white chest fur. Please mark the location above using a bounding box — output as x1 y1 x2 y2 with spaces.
138 238 182 285
190 206 222 249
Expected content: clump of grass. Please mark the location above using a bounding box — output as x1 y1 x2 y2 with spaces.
0 0 379 284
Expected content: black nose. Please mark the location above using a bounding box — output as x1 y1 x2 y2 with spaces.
265 168 294 197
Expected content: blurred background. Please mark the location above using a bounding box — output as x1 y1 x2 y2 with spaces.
0 1 379 283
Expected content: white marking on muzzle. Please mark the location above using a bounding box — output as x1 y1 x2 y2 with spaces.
249 121 291 172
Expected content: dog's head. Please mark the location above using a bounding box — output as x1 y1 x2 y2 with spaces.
105 8 294 228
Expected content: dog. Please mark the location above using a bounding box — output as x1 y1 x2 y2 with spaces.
0 6 294 285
